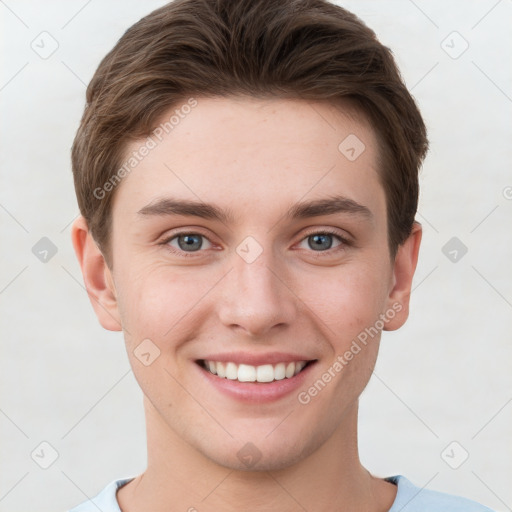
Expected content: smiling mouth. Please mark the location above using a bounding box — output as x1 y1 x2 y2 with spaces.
197 359 315 383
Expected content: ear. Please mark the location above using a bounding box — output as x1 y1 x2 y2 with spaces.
71 216 122 331
383 222 422 331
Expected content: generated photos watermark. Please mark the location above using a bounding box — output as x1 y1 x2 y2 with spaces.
297 302 402 405
93 97 198 200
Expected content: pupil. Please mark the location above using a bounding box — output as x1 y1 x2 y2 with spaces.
310 234 332 251
179 234 201 251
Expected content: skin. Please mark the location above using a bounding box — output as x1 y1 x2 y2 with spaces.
72 96 421 512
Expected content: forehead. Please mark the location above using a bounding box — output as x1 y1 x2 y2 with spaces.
112 96 384 221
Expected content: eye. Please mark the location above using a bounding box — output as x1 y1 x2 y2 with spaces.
296 229 349 253
160 228 350 258
163 232 213 256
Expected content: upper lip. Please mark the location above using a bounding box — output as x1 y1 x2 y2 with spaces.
197 352 317 366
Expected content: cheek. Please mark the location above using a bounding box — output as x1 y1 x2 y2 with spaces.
318 263 390 395
116 263 222 354
302 261 390 346
116 266 209 400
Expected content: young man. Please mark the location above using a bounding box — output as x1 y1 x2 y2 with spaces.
68 0 494 510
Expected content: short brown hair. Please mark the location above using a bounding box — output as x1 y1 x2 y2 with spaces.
71 0 428 267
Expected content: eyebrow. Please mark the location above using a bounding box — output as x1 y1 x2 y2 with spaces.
137 195 373 224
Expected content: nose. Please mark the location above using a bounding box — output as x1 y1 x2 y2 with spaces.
217 242 297 338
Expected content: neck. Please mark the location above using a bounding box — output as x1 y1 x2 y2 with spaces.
117 398 396 512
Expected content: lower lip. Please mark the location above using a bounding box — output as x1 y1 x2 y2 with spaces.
196 362 316 404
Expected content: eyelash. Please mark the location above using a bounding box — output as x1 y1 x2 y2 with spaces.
159 228 351 259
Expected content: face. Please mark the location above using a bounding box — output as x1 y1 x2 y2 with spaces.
76 96 419 471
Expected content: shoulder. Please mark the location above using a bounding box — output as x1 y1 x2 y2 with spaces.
67 474 496 511
387 475 495 512
67 477 135 512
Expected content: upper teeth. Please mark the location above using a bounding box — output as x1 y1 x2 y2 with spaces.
203 360 307 382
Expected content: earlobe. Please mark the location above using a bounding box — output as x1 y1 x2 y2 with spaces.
383 222 422 331
71 216 122 332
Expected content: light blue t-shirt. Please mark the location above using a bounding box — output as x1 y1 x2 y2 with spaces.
68 474 495 511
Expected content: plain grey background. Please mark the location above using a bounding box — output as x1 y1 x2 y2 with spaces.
1 1 511 511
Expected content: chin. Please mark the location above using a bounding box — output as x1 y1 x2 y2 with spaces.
196 429 323 473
